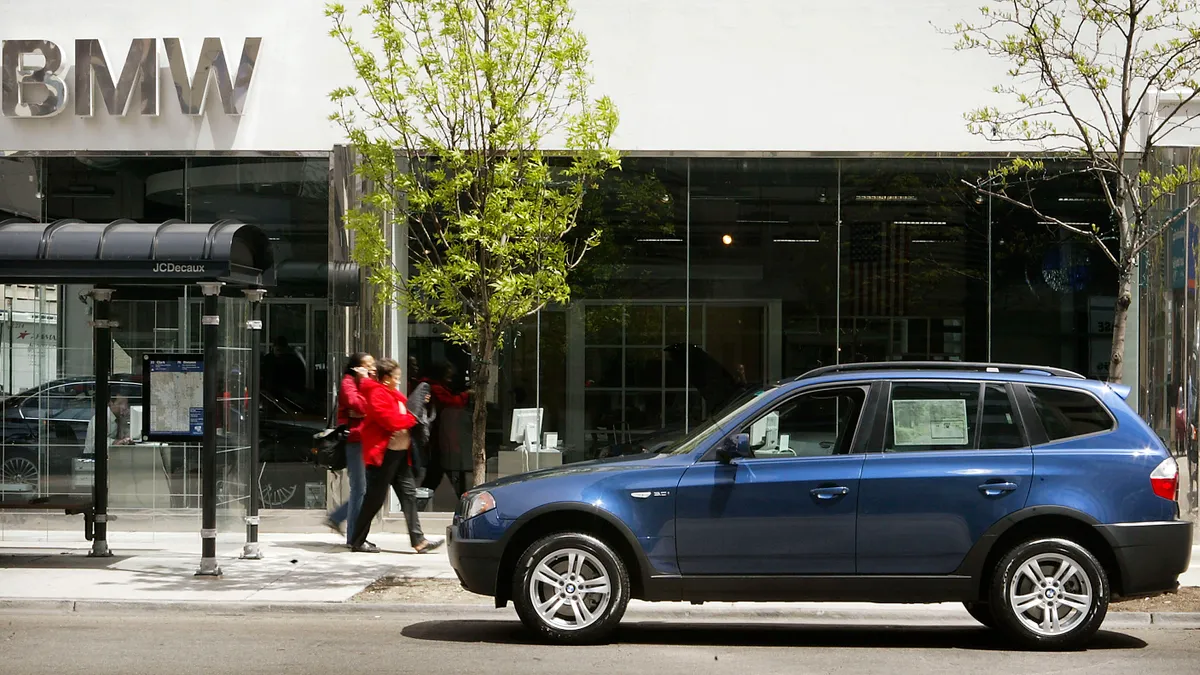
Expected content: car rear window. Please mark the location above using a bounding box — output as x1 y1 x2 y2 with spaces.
1026 386 1114 441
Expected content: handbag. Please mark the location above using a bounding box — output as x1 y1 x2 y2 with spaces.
312 424 349 471
312 392 350 471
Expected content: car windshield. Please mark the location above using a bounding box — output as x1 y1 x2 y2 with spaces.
661 385 777 455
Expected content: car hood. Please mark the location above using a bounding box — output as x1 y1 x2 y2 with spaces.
477 452 678 491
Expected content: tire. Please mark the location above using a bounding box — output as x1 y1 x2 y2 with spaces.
989 537 1109 650
963 601 996 629
512 532 631 645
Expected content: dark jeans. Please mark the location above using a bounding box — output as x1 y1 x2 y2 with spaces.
350 449 425 549
327 441 366 545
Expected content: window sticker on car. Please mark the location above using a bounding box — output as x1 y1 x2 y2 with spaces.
892 398 968 446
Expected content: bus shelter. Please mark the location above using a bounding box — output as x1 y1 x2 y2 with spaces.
0 218 274 575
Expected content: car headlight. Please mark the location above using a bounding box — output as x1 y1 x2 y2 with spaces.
464 491 496 519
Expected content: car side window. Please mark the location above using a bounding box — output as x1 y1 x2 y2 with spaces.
21 384 78 419
886 382 979 453
979 383 1025 449
1026 386 1114 441
736 386 868 459
886 381 1026 452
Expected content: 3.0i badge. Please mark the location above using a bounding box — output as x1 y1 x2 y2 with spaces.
630 490 671 499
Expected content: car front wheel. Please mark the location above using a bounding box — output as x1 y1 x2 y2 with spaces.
989 537 1108 650
512 532 630 644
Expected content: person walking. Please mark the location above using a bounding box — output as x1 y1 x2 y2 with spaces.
349 358 443 554
324 352 374 546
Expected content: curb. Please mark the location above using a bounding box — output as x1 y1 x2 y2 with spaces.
1 598 1198 628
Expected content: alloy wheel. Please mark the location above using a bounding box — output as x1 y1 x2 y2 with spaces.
528 547 613 631
1007 552 1094 636
0 456 38 490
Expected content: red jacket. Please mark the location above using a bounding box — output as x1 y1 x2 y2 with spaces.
359 377 417 467
424 378 470 408
337 373 368 443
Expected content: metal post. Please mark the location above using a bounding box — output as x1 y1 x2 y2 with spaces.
88 288 115 558
197 282 224 576
241 289 266 560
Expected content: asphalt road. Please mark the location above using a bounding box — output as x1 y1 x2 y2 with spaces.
3 609 1199 675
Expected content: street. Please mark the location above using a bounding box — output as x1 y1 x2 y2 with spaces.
3 609 1199 675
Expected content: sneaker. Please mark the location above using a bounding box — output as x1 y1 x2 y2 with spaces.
323 517 344 535
351 542 380 553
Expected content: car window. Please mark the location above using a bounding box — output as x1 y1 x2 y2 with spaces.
736 386 867 459
886 381 1026 452
1027 386 1114 441
20 383 87 419
887 382 979 452
979 383 1025 449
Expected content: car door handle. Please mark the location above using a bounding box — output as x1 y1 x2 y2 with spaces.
810 486 850 500
978 481 1019 496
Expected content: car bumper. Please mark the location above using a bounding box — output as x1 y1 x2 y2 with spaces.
1095 520 1193 598
446 525 502 597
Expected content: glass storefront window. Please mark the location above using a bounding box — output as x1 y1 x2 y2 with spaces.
409 155 1126 505
839 159 990 364
1 154 334 523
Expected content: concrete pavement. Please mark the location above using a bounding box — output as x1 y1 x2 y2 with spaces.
4 609 1200 675
0 529 457 602
1 529 1198 625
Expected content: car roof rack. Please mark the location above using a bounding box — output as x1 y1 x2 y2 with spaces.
797 361 1087 380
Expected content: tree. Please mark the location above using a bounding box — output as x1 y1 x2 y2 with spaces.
948 0 1200 382
327 0 619 485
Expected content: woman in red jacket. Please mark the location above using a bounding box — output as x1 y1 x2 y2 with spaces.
324 352 374 546
348 358 443 554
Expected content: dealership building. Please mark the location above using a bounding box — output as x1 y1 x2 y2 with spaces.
0 0 1196 532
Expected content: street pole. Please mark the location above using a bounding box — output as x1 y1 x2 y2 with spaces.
6 295 14 397
196 282 223 577
87 287 115 558
241 288 266 560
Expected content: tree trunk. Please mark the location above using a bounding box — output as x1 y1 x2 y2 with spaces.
469 339 494 487
1109 266 1134 383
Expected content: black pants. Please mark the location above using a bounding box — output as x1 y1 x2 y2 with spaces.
350 449 424 549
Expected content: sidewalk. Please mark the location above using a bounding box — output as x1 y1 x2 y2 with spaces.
1 530 1198 624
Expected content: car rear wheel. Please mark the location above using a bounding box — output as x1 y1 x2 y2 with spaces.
963 601 995 628
512 532 630 645
989 537 1108 650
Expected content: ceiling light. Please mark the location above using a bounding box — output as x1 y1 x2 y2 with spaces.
1057 197 1105 203
773 238 820 243
894 221 948 226
722 234 733 245
1038 221 1094 227
636 238 683 243
855 195 918 202
736 219 788 224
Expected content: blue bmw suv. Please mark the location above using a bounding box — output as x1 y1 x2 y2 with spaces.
447 362 1193 649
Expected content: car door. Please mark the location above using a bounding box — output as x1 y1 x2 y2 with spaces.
674 383 875 575
856 380 1033 575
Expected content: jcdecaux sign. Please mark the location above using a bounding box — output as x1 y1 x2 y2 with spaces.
0 37 261 118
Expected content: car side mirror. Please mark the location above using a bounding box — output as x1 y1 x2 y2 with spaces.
716 433 751 464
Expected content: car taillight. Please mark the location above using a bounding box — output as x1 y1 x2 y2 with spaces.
1150 457 1179 501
